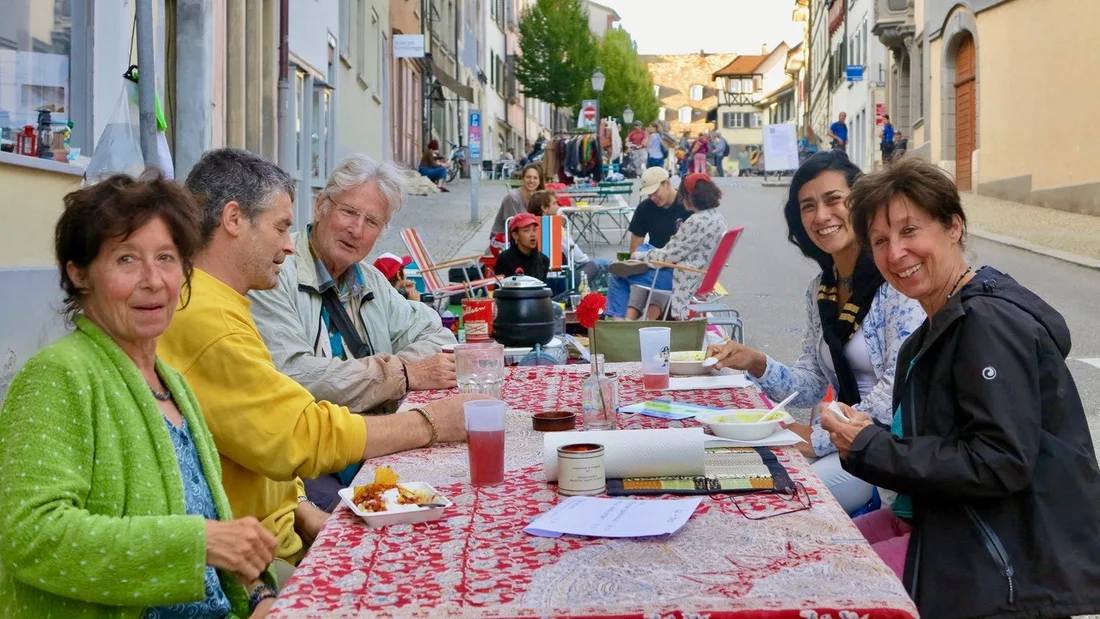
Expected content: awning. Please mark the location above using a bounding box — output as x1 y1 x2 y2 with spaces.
431 61 474 102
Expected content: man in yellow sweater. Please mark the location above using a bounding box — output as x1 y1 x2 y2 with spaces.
159 148 483 577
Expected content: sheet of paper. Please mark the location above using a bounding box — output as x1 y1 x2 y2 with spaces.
664 373 752 391
703 428 806 448
524 496 703 538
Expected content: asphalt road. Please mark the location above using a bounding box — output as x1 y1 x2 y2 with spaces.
681 177 1100 451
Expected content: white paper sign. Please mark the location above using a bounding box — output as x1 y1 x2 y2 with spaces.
524 496 703 538
763 123 799 172
393 34 425 58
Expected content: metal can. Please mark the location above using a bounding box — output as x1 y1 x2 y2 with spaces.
556 443 606 496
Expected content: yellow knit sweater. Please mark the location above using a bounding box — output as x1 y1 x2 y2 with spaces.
159 269 367 561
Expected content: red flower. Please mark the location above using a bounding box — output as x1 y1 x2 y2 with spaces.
575 292 607 329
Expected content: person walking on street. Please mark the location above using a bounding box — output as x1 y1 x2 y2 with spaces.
679 131 692 177
646 122 667 169
710 131 729 177
828 112 849 152
880 115 895 163
691 134 710 174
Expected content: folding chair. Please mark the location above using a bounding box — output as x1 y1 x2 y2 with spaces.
634 227 746 343
400 227 496 308
591 319 708 362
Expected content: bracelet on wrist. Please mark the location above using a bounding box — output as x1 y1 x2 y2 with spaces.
410 406 437 448
248 583 277 612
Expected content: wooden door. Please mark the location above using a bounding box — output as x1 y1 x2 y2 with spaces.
954 35 976 191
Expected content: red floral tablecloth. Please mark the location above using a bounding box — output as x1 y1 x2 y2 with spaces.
269 364 919 619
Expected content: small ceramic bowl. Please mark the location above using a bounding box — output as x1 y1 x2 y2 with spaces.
532 411 577 432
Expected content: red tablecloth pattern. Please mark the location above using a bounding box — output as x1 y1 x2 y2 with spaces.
269 364 919 619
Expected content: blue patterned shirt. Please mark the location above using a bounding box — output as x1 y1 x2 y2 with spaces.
752 274 926 456
143 417 232 619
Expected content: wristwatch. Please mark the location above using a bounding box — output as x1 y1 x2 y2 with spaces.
297 495 319 510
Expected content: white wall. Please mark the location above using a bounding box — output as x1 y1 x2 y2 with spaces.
289 0 339 76
829 0 887 170
482 0 508 160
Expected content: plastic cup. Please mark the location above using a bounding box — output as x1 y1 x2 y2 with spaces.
455 342 505 399
465 400 506 486
638 326 671 390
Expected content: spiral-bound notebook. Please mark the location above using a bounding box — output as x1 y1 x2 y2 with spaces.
605 447 794 496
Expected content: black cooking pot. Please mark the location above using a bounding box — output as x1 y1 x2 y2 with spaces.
492 275 555 347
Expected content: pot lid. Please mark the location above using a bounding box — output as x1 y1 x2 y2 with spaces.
500 273 547 289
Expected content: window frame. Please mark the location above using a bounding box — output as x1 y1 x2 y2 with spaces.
678 106 692 124
689 85 703 101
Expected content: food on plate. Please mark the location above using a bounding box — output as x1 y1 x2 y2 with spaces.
669 350 706 362
351 466 440 513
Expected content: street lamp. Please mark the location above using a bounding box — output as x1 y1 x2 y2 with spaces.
591 68 606 94
622 105 634 125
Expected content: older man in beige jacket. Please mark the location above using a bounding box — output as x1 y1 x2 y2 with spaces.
250 153 457 509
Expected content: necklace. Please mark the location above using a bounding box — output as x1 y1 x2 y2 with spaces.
946 267 973 300
150 386 173 401
834 268 854 289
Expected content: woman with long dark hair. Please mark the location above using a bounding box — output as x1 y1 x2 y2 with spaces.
706 151 925 514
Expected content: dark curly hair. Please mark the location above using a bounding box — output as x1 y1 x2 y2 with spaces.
54 170 202 320
684 178 722 210
783 150 863 271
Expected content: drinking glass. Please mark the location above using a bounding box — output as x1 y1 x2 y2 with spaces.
638 326 671 390
465 400 506 486
455 342 505 399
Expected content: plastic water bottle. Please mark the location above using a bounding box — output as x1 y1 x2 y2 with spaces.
552 302 565 336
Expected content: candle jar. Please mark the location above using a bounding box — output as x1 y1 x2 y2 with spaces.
581 355 618 430
556 443 606 496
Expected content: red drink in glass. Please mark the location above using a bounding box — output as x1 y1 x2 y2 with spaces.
468 429 505 486
643 373 669 390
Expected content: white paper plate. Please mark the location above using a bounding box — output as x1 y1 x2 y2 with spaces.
338 482 452 528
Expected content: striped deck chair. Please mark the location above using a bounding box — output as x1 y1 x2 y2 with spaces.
400 227 496 306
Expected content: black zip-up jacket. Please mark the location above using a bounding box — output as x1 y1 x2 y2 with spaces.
843 267 1100 619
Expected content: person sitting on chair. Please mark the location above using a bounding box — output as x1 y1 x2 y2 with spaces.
373 252 420 302
526 190 609 290
611 173 727 320
494 213 553 288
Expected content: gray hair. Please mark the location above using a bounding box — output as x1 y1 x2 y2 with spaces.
321 154 407 221
184 148 295 245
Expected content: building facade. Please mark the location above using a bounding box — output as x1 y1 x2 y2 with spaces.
711 44 791 162
871 0 1100 215
390 0 423 168
644 52 738 139
824 0 888 171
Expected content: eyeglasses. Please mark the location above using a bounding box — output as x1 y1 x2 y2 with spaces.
325 196 386 231
725 482 813 520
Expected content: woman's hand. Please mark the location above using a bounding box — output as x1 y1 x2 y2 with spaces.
704 340 767 378
784 422 818 458
820 403 874 459
205 518 277 583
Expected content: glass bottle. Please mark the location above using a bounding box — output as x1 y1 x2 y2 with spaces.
578 271 590 296
582 354 618 430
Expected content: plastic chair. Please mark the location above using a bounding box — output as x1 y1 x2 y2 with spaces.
633 227 746 343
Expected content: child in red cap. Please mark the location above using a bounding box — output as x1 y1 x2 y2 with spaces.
493 212 549 282
372 252 420 302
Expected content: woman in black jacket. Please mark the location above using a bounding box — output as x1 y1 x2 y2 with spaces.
822 156 1100 619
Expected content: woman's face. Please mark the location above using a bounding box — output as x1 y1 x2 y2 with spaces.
797 170 855 257
867 196 964 304
523 169 541 192
67 217 184 349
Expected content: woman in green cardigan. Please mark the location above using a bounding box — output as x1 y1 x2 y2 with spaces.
0 173 278 618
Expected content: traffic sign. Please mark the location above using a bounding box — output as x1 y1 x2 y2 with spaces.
468 109 482 163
